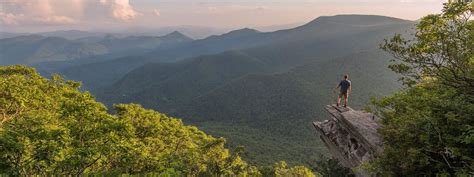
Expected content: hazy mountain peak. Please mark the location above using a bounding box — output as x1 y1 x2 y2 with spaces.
201 27 260 42
227 28 260 35
161 31 193 41
305 14 412 27
204 28 260 40
103 34 119 40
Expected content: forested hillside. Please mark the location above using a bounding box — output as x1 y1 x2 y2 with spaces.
0 65 317 176
58 56 155 91
99 51 269 111
93 15 412 164
178 51 400 164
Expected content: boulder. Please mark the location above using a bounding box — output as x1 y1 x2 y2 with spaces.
313 105 383 177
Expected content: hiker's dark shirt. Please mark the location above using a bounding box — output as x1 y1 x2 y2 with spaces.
339 80 351 93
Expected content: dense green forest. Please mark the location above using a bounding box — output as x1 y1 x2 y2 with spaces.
95 16 410 165
0 65 320 176
366 2 473 176
175 51 400 164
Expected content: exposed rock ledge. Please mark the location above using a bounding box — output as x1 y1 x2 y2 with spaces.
313 105 383 177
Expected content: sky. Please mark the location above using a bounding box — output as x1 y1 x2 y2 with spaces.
0 0 447 33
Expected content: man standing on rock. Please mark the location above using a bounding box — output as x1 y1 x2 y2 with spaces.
335 74 351 107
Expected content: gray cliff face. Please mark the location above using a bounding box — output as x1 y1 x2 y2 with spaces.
313 105 383 176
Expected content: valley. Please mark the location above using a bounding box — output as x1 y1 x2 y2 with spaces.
1 14 413 165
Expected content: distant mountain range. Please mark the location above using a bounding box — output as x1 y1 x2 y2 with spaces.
0 31 192 65
0 15 415 165
0 30 104 40
0 26 228 40
0 35 108 65
39 30 105 40
0 32 28 39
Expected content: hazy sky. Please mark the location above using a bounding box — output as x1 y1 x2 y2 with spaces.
0 0 446 32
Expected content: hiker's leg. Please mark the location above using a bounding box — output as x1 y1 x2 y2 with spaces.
337 93 341 106
344 93 348 107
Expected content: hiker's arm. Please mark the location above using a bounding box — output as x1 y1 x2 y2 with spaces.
335 82 341 90
348 85 352 95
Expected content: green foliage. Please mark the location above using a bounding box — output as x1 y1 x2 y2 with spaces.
372 2 474 176
312 155 353 177
371 85 474 175
0 65 116 175
381 2 473 95
0 65 314 176
110 103 258 176
260 161 316 177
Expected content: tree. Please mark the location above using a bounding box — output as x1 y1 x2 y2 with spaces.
0 65 118 175
260 161 316 177
312 155 353 177
0 65 313 176
381 2 473 96
110 103 260 176
370 2 474 176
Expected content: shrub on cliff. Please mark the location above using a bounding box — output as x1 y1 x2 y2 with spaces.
370 2 473 176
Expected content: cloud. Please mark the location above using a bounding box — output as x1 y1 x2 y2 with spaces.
0 0 80 25
153 9 161 16
0 0 140 26
208 6 218 12
100 0 140 21
0 12 17 25
0 12 20 25
36 16 77 25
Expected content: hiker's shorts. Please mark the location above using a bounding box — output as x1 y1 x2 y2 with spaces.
339 91 348 99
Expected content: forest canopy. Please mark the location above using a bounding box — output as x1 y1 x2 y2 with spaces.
0 65 315 176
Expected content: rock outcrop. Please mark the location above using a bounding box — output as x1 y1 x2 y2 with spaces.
313 105 383 177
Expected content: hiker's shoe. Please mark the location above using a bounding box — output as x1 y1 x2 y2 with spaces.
336 103 339 107
343 105 347 108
